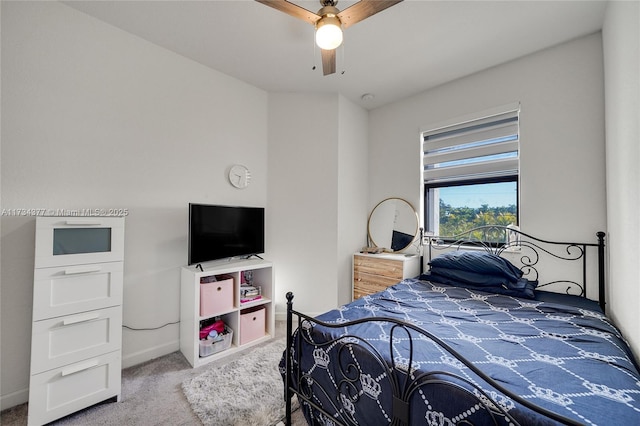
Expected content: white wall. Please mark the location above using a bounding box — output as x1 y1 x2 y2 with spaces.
369 33 606 245
1 1 268 408
337 96 369 306
602 0 640 357
267 93 368 316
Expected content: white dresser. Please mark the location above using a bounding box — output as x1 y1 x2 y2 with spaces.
28 217 124 426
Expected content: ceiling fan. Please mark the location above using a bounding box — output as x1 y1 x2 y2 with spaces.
256 0 403 75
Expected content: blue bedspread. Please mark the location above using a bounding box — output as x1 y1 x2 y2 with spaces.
284 279 640 425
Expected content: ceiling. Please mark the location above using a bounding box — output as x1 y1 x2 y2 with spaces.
63 0 608 110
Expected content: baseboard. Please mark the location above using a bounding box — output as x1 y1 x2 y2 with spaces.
121 340 180 369
1 387 29 411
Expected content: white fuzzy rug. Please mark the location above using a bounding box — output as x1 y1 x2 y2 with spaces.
182 338 296 426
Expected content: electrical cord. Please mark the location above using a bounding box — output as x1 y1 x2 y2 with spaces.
122 320 179 331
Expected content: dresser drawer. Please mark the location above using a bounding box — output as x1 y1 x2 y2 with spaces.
353 255 404 279
30 306 122 374
33 262 123 320
35 216 125 268
27 351 121 426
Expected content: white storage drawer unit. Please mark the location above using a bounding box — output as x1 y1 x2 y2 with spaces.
28 216 124 426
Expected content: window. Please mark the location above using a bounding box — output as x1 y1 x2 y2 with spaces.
422 104 520 237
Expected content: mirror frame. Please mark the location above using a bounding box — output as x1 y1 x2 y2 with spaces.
367 197 420 252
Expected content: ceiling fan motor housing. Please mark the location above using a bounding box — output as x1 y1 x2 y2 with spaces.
316 5 341 25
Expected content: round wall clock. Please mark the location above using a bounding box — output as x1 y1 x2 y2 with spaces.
228 164 251 189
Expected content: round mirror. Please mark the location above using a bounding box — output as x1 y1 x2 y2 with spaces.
367 198 419 252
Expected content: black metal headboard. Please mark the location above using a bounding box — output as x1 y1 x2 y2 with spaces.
425 226 606 312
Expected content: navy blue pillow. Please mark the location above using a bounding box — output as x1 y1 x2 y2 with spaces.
421 271 537 299
428 251 523 282
427 266 511 287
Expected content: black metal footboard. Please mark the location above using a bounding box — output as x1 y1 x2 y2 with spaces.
283 292 584 426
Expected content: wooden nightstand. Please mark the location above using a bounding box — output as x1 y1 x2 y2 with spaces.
353 253 421 300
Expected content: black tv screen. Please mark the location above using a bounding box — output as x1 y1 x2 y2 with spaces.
188 204 265 265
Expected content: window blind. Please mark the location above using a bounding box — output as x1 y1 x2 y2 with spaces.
423 107 520 184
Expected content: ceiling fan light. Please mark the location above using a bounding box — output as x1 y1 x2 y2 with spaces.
315 15 343 50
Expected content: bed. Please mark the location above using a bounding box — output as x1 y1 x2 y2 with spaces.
280 226 640 425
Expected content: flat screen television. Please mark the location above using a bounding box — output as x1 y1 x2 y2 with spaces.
188 203 265 265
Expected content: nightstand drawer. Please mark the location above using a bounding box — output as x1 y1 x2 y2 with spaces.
30 306 122 374
353 270 399 294
353 255 404 279
33 262 123 321
28 351 121 426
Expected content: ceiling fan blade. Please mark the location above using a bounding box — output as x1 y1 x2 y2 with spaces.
320 49 336 75
255 0 321 25
337 0 403 29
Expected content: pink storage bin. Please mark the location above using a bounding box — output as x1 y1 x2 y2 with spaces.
200 276 234 317
239 306 265 345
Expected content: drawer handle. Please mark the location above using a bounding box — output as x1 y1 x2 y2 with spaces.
61 360 99 376
65 220 104 226
64 266 102 275
217 287 222 291
63 313 100 326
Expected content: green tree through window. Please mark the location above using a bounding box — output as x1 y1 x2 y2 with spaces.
438 198 517 237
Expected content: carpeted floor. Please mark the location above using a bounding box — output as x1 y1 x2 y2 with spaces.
0 322 306 426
